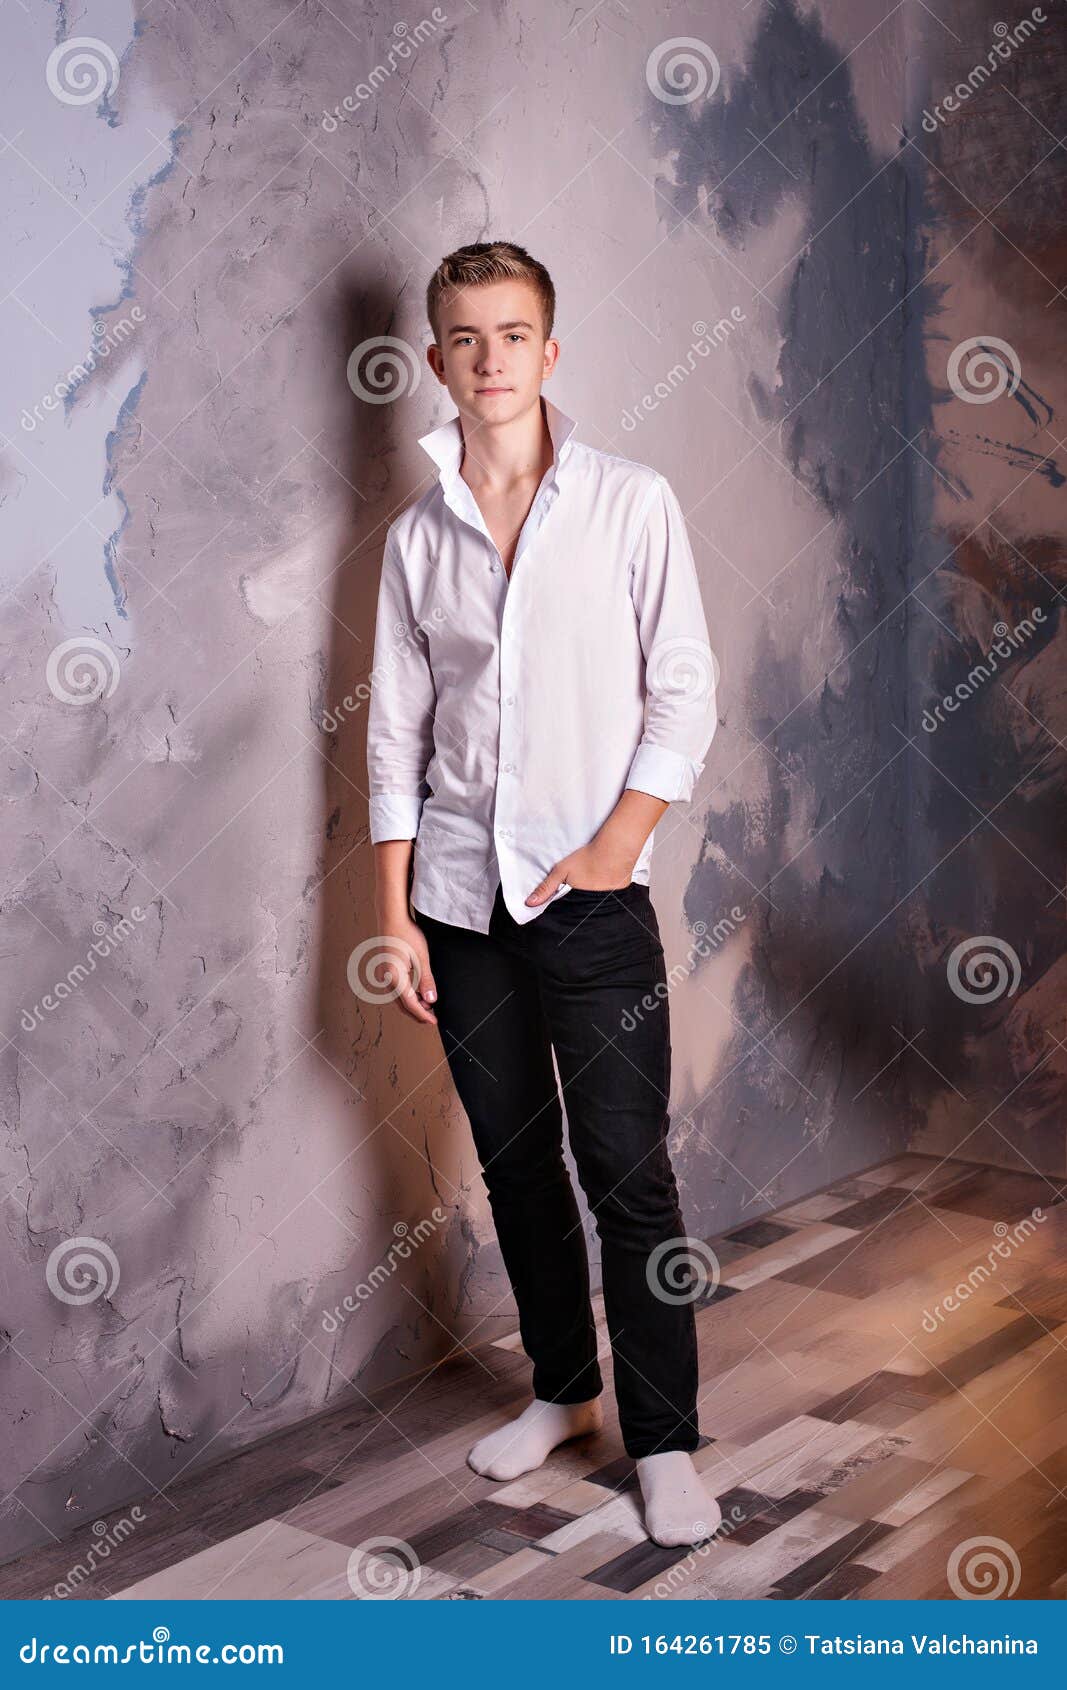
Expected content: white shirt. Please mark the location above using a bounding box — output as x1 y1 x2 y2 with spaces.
366 395 718 934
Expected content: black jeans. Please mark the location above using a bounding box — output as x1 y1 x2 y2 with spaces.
413 880 699 1459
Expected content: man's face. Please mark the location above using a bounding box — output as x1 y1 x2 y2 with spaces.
430 278 556 428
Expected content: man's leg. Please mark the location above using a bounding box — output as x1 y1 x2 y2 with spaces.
414 896 603 1421
524 884 701 1461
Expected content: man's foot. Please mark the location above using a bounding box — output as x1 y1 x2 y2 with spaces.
637 1450 722 1547
467 1396 604 1481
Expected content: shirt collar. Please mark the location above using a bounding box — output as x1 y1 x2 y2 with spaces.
417 394 578 490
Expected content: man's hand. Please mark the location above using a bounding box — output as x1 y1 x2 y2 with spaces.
524 789 670 907
375 915 439 1024
525 841 637 906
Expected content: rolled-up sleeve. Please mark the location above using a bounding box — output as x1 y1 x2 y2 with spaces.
366 529 437 842
624 474 718 805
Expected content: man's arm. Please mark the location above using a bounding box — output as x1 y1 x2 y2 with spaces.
366 529 437 864
622 471 718 805
366 532 439 1021
374 838 416 927
526 472 716 903
590 788 670 877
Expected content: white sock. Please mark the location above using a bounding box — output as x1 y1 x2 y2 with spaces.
637 1451 722 1547
467 1396 603 1481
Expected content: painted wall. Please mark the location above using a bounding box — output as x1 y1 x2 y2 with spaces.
1 0 1062 1564
904 0 1067 1179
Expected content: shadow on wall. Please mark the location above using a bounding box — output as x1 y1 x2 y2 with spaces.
310 281 517 1413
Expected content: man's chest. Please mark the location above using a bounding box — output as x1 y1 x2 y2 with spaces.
401 470 651 657
466 482 539 578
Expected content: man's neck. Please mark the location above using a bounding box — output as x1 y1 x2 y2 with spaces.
458 395 554 493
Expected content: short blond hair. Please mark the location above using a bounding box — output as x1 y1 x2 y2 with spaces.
426 241 556 346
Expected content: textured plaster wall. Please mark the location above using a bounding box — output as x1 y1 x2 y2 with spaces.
904 0 1067 1178
1 0 1062 1566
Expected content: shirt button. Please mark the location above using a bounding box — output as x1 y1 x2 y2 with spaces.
499 827 513 838
504 694 515 706
503 761 515 773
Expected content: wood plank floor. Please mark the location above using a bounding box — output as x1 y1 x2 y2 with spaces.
3 1154 1065 1601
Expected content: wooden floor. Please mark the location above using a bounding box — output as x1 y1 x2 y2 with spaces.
4 1153 1066 1601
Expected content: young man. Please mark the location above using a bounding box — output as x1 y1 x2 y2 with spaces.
366 241 720 1548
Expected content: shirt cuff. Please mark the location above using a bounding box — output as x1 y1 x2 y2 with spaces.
624 741 703 805
369 792 424 843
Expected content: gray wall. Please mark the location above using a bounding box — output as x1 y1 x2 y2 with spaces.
1 0 1063 1564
